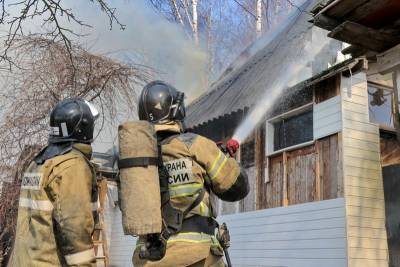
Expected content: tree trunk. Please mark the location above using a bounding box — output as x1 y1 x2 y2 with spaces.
192 0 199 44
171 0 185 26
256 0 262 38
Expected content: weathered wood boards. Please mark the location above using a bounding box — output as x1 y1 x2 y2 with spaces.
265 134 342 209
329 21 400 52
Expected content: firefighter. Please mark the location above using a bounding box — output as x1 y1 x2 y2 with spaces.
133 81 250 267
8 98 100 267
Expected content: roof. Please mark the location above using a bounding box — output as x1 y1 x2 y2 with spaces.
186 0 341 128
311 0 400 56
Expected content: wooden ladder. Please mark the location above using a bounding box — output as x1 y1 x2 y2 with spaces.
93 178 109 267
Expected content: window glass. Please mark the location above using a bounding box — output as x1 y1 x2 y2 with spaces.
368 84 394 128
273 110 313 151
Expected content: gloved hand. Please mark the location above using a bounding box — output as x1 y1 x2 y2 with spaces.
226 139 239 157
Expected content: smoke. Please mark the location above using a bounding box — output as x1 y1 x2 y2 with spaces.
66 1 208 102
232 0 328 143
216 0 311 86
64 1 209 152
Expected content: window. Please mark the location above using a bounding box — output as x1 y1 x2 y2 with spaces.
267 104 314 154
273 111 313 151
368 83 394 128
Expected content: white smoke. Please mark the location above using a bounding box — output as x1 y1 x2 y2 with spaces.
232 4 330 143
64 1 209 152
68 0 208 102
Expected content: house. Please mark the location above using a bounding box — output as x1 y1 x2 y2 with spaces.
184 0 400 266
309 1 400 266
98 0 400 266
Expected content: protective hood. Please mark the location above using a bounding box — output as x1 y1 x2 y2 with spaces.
34 143 92 164
34 142 73 165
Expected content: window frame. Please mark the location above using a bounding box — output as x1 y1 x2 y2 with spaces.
367 81 396 131
266 102 314 156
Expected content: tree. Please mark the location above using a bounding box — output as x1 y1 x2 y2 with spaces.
0 0 124 68
0 36 152 264
148 0 295 79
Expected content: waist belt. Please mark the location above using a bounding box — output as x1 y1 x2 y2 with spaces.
180 215 217 236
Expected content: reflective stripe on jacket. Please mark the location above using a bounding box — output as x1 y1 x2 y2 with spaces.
8 145 98 267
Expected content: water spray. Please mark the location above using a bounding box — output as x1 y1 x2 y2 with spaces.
232 4 333 142
230 0 312 143
232 62 310 143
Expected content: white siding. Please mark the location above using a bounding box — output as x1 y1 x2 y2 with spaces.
340 73 389 267
105 199 346 267
106 199 137 267
219 198 347 267
314 95 342 139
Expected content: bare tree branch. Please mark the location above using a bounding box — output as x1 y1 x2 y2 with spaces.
0 0 126 69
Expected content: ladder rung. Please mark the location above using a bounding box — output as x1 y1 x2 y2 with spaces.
96 256 106 259
93 240 104 245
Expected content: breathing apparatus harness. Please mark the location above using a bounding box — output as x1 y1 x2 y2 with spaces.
119 132 233 264
135 133 218 261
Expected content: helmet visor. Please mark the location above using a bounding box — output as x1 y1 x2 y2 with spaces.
84 100 100 120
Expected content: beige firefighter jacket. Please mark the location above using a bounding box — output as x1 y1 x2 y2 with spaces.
134 123 248 267
8 144 98 267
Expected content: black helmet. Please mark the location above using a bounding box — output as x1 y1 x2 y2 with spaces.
49 98 99 144
138 80 185 124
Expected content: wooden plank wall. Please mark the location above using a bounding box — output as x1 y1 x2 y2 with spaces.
264 135 341 209
266 155 284 209
341 72 389 267
219 198 347 267
319 134 344 199
287 146 317 205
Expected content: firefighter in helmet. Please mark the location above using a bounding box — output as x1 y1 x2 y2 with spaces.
133 81 249 266
8 98 100 267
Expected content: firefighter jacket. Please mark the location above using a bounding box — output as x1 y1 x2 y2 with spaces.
8 143 98 267
134 122 249 267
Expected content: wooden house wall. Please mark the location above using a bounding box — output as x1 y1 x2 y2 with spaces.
287 146 317 205
318 134 344 200
340 72 389 267
260 134 342 210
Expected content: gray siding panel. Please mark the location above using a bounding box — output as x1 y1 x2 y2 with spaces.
106 199 346 266
219 198 347 267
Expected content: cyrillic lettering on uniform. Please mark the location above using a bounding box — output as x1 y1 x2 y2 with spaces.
164 158 194 186
21 172 43 190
